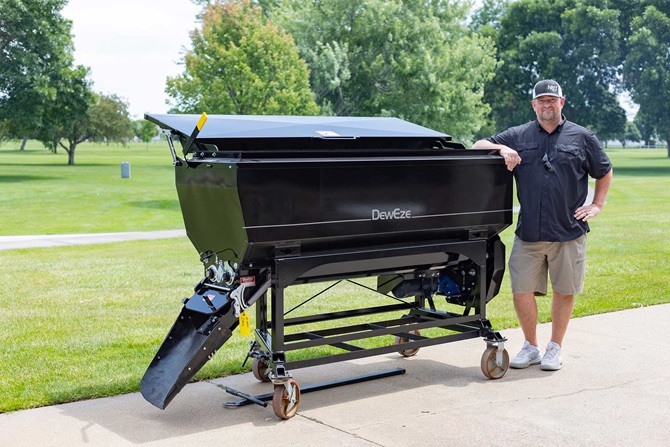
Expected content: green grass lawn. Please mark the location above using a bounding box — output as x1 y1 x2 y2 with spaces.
1 142 669 413
0 140 183 235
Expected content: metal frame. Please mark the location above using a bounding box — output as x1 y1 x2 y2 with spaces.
249 239 505 381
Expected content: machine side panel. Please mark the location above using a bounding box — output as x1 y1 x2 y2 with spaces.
175 162 249 263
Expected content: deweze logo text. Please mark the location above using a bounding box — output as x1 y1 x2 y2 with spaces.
371 208 412 220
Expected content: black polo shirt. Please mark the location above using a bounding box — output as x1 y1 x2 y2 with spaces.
487 117 612 242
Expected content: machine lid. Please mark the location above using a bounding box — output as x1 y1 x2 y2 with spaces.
145 113 451 140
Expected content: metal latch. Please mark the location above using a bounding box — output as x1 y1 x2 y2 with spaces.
275 241 301 258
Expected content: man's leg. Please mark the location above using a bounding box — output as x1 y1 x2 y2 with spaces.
547 235 584 347
550 291 574 346
513 292 539 346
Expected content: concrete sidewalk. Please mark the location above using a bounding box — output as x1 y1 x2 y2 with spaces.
2 304 668 447
0 230 186 250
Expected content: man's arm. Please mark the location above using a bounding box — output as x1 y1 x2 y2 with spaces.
472 139 521 171
574 168 613 221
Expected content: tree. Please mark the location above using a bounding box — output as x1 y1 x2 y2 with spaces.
36 72 132 165
34 65 93 162
624 4 670 155
166 0 318 116
88 94 133 145
268 0 497 141
0 0 75 147
133 119 159 143
618 121 642 148
477 0 626 138
470 0 511 36
0 120 9 139
633 107 658 146
2 0 133 162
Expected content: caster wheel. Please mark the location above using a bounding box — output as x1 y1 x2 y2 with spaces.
481 346 509 379
252 357 271 382
272 379 300 419
395 330 421 357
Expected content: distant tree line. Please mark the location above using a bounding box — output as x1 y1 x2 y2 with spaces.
472 0 670 152
175 0 670 152
176 0 498 141
2 0 669 163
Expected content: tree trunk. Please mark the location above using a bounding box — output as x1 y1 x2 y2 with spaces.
20 136 28 151
662 134 670 157
64 141 77 165
68 147 76 165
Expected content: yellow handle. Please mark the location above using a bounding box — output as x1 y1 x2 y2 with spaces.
182 112 209 156
196 112 208 131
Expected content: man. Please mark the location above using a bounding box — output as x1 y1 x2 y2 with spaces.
472 80 613 371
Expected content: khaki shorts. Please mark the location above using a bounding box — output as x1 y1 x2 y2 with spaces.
508 234 587 296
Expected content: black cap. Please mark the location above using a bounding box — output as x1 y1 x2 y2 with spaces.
533 80 563 99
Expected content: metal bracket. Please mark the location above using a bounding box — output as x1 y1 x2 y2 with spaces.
269 352 291 381
275 241 301 258
495 341 506 366
468 228 489 240
206 259 236 286
230 282 250 317
163 130 183 166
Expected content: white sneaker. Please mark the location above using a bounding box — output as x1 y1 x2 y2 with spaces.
541 341 563 371
510 340 541 369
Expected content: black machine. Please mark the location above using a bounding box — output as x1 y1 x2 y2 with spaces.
141 113 514 419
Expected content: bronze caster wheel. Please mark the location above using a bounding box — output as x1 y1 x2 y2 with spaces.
272 379 300 419
481 346 509 379
395 330 421 357
252 357 271 382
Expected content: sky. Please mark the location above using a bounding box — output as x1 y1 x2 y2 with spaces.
62 0 201 120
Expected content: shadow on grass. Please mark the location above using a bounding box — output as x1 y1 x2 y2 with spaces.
0 175 62 183
613 164 670 177
131 200 180 210
6 162 112 168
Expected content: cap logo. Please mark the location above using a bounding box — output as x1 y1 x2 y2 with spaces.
533 80 562 99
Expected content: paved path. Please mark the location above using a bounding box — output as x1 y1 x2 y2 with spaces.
1 304 669 447
0 230 186 250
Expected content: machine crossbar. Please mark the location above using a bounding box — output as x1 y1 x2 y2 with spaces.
223 368 406 408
